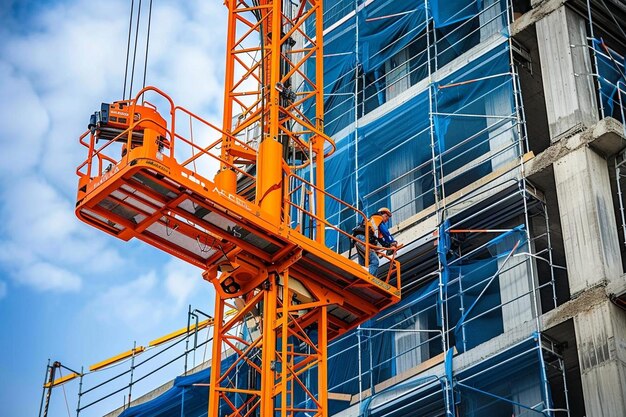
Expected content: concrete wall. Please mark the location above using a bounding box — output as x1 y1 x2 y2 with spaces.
574 300 626 417
535 4 626 416
536 6 598 140
553 146 622 294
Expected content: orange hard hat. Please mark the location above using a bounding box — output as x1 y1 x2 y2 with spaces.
378 207 392 217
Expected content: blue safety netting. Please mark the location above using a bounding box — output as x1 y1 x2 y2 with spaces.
322 0 361 29
118 355 238 417
435 0 509 68
324 133 358 252
431 0 478 28
309 1 515 250
446 225 528 352
362 375 445 417
321 40 517 251
310 0 519 252
358 3 427 74
593 38 626 121
318 0 509 136
325 278 441 415
455 335 551 416
356 335 550 417
323 224 527 415
434 43 517 197
321 13 358 137
320 1 429 136
356 90 433 218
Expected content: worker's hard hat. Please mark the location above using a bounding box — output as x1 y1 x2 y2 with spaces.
378 207 392 217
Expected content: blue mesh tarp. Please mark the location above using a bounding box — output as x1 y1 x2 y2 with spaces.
356 90 433 218
434 42 517 198
435 0 509 68
350 41 515 228
322 14 358 136
358 2 427 73
593 38 626 120
119 355 237 417
447 225 528 353
323 0 360 28
431 0 478 28
359 335 549 417
324 225 525 415
319 0 509 134
363 375 444 417
321 1 429 135
456 335 550 416
315 1 514 235
326 278 441 415
324 133 357 251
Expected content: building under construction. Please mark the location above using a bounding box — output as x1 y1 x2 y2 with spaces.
42 0 626 416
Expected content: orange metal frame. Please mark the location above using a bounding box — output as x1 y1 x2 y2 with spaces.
74 1 401 416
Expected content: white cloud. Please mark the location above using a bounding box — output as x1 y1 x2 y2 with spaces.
0 0 226 303
90 271 161 325
164 260 203 307
0 61 50 175
0 173 130 296
17 261 82 292
86 258 211 331
0 1 132 298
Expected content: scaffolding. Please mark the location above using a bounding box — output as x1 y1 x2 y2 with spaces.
39 307 219 417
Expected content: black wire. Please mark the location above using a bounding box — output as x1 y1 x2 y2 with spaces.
129 0 143 100
251 0 261 21
142 0 154 91
123 0 135 99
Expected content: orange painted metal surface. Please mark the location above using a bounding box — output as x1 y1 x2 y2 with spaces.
75 1 401 416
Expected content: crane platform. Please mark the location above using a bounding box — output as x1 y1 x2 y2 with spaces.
75 93 401 339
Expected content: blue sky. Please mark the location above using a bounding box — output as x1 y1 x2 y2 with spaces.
0 0 229 415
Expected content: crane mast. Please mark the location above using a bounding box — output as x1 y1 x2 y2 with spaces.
74 1 401 416
211 1 333 415
218 0 327 236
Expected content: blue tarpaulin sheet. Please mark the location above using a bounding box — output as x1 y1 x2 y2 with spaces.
594 38 626 120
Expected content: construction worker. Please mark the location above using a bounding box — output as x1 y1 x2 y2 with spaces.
370 207 397 250
352 207 398 275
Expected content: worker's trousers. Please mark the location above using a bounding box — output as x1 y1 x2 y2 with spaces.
354 234 379 276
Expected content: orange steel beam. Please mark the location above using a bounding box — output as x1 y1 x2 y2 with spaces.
219 0 333 235
207 268 334 417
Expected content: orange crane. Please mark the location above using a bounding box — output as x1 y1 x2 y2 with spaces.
74 1 401 416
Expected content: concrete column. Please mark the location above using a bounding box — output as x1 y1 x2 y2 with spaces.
573 300 626 417
536 6 598 140
553 146 622 294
